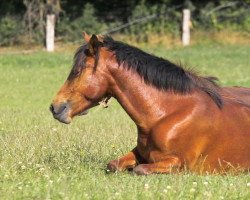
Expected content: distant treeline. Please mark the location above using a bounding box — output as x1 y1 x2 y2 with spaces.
0 0 249 46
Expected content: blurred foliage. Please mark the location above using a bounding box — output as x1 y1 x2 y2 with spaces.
126 0 181 42
0 0 249 46
57 3 106 42
0 16 21 46
194 1 250 31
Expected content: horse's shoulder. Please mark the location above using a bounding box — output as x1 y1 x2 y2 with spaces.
222 86 250 107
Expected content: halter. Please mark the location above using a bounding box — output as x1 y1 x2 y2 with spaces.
98 95 111 108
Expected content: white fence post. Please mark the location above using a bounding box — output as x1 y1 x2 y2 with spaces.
182 9 190 46
46 14 55 52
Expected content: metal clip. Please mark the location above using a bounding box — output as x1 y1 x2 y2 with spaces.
99 96 111 108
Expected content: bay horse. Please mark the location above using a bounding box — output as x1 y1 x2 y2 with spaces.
50 33 250 175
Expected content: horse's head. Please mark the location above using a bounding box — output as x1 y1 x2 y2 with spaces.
50 32 112 124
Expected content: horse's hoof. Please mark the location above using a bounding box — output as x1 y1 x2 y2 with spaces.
133 165 151 175
107 160 119 172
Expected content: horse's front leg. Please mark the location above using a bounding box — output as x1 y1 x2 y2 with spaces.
107 148 144 172
133 156 181 175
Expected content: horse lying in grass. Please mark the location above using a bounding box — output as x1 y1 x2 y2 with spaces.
50 33 250 175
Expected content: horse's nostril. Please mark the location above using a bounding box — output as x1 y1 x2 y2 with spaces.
50 103 68 115
50 104 55 115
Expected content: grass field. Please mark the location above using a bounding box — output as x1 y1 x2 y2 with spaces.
0 43 250 199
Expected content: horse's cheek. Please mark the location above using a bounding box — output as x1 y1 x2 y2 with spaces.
83 78 107 99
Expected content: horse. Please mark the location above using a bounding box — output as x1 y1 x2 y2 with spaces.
50 32 250 175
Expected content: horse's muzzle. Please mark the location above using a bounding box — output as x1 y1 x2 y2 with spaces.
50 102 71 124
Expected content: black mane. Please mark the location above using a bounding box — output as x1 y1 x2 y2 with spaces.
103 36 223 108
68 44 88 80
72 36 223 108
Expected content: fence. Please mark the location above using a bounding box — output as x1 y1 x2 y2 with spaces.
46 4 192 51
1 1 249 49
45 0 249 51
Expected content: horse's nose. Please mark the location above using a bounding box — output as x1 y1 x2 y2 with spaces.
49 102 69 116
50 102 71 124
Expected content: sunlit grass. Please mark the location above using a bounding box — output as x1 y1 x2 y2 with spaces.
0 44 249 199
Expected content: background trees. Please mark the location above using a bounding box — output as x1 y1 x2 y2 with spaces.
0 0 249 46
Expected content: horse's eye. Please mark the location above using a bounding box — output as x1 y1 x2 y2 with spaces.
84 49 91 56
75 70 81 76
71 69 81 77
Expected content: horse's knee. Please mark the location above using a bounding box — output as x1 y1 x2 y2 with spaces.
133 164 151 175
107 160 119 172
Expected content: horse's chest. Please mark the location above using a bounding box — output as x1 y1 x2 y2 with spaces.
136 130 184 162
137 134 152 160
137 133 168 162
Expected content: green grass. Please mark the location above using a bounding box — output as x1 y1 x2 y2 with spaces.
0 44 250 199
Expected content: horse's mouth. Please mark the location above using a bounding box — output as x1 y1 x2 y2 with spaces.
53 112 72 124
78 109 89 116
50 103 72 124
54 109 87 124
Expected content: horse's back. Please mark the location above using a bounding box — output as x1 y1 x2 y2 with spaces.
221 86 250 136
203 86 250 171
176 87 250 172
223 86 250 105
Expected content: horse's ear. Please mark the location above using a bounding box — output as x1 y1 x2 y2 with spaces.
82 31 91 42
88 34 99 55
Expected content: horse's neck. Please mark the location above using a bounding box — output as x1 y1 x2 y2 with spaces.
109 67 193 130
